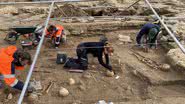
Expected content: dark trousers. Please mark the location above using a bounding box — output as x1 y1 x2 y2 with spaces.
76 45 88 70
136 33 144 45
148 34 158 48
35 33 41 42
13 81 24 91
55 37 61 47
136 33 157 48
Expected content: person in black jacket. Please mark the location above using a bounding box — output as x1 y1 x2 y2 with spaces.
76 41 114 71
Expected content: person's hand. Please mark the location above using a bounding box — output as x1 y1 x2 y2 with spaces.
106 70 114 77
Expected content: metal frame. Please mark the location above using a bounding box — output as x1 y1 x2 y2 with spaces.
17 2 55 104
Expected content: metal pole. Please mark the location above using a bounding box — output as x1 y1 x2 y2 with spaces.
17 2 55 104
144 0 185 54
0 0 98 5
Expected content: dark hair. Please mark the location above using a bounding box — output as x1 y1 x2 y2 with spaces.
8 31 17 38
48 25 56 33
15 49 32 65
99 36 108 43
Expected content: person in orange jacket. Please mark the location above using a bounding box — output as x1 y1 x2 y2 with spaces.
0 46 32 91
46 25 66 49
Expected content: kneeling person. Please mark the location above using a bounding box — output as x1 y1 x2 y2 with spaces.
136 21 161 48
0 46 32 91
47 25 66 49
76 41 114 71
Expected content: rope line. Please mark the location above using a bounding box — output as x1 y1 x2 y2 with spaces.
28 41 176 51
144 0 185 54
17 2 55 104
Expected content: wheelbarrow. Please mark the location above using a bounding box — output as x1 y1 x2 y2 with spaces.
4 26 37 44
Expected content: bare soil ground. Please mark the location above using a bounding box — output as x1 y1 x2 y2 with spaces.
0 0 185 104
0 29 185 104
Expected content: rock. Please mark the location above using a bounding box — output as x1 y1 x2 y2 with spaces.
118 8 137 15
29 80 42 91
79 85 86 91
87 16 95 22
22 14 46 22
72 100 82 104
108 102 114 104
119 42 124 45
97 100 107 104
92 65 96 68
64 29 71 36
68 78 75 85
106 70 114 77
7 93 13 100
160 36 168 42
0 6 18 15
62 18 73 23
82 73 91 79
118 34 132 43
138 5 177 16
73 18 88 23
28 93 38 101
166 20 179 25
114 18 122 21
71 30 82 35
59 87 69 97
160 64 171 72
167 48 185 71
78 80 85 86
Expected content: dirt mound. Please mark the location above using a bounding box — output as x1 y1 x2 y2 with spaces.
51 4 88 18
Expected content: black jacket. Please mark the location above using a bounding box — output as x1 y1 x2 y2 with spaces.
77 42 112 71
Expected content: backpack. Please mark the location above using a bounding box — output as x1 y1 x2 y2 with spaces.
63 58 81 69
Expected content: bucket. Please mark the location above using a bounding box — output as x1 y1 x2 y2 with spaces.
56 52 67 64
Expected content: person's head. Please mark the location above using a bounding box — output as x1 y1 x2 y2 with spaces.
104 42 114 55
14 49 32 66
107 46 114 54
48 25 57 34
8 31 17 38
99 36 108 43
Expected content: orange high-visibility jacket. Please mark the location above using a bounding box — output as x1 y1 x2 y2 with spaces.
0 46 24 87
46 25 64 38
54 25 64 37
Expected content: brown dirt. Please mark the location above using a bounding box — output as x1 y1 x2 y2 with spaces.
51 4 89 18
0 0 185 104
0 29 184 104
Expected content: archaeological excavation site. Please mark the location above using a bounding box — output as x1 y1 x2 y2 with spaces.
0 0 185 104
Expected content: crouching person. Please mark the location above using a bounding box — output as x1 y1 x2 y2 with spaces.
136 21 161 49
0 46 32 91
76 41 114 72
47 25 66 49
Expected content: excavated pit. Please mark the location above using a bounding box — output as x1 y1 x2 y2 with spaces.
0 0 185 104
